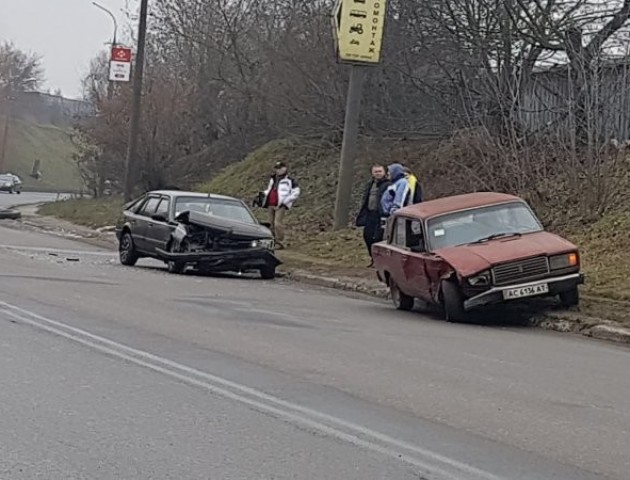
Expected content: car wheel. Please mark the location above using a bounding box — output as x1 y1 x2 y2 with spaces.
441 280 467 322
119 232 139 266
259 265 276 280
167 241 187 275
389 278 414 311
559 287 579 308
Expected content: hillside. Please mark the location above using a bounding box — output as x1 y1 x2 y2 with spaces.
39 136 630 301
199 138 630 301
3 118 82 191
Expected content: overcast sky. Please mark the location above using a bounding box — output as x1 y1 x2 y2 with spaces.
0 0 131 99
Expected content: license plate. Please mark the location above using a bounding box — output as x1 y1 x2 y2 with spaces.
503 283 549 300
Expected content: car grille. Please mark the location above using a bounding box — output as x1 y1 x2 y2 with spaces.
492 256 549 286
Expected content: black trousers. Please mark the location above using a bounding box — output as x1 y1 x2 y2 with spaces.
363 213 384 257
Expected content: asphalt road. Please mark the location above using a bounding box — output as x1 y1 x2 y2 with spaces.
0 191 68 210
0 223 628 480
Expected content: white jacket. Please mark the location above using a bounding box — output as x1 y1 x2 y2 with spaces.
263 175 301 209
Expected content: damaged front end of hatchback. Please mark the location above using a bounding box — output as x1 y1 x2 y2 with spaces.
156 211 281 278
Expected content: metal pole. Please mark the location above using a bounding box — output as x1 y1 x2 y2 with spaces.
123 0 149 201
92 2 118 46
333 65 366 230
92 2 118 101
0 97 11 173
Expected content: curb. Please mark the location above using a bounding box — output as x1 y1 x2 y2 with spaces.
285 270 389 298
536 312 630 344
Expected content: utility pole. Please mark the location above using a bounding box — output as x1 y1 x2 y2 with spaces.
92 2 118 101
123 0 149 201
332 0 387 230
333 66 366 230
0 94 11 173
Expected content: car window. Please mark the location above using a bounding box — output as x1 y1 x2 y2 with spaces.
392 218 407 247
155 198 170 218
138 197 161 217
392 218 425 251
427 202 543 250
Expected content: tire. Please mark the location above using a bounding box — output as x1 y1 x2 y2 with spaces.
16 190 21 195
167 241 187 275
559 287 579 308
389 278 414 311
442 280 467 322
119 231 139 266
260 265 276 280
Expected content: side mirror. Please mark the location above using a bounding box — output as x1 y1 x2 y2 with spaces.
152 213 168 222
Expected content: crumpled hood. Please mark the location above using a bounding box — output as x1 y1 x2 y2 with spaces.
435 231 578 277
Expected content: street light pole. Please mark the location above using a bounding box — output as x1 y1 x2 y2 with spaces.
92 2 118 101
123 0 149 201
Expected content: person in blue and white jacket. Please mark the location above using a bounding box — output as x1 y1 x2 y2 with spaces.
381 163 411 217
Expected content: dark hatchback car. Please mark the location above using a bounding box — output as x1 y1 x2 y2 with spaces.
116 190 281 278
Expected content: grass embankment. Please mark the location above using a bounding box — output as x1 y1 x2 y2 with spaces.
4 118 82 191
39 137 630 301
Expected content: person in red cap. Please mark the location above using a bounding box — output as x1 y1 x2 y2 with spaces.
259 161 301 248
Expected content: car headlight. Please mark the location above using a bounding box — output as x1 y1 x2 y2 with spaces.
251 239 274 249
468 271 491 286
549 252 579 270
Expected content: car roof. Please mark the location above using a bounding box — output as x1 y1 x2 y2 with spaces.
149 190 241 202
396 192 524 219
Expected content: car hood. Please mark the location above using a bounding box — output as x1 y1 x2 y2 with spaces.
434 231 577 277
183 210 273 240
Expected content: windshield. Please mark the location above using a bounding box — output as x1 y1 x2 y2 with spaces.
427 202 543 250
0 175 13 183
175 197 256 224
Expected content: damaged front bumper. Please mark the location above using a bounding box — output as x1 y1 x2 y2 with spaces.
155 247 281 272
464 273 584 311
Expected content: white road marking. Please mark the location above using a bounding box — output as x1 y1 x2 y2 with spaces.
0 244 115 257
0 300 501 480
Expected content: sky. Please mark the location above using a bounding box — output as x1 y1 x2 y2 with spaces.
0 0 131 99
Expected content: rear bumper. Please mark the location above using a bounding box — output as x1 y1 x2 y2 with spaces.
155 247 281 271
464 273 584 311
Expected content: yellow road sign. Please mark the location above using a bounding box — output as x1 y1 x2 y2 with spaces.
333 0 387 64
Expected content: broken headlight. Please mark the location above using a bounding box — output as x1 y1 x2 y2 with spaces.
468 271 491 286
251 239 275 250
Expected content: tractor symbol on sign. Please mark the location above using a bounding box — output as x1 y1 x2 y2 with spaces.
349 23 364 35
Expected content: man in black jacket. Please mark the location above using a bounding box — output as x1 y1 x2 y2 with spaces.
356 164 391 266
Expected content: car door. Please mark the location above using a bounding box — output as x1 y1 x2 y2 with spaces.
390 217 431 299
402 218 433 301
133 196 161 252
145 196 174 254
386 217 415 296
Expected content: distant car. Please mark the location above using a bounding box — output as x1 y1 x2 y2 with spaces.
115 190 281 278
373 192 584 321
0 174 21 194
